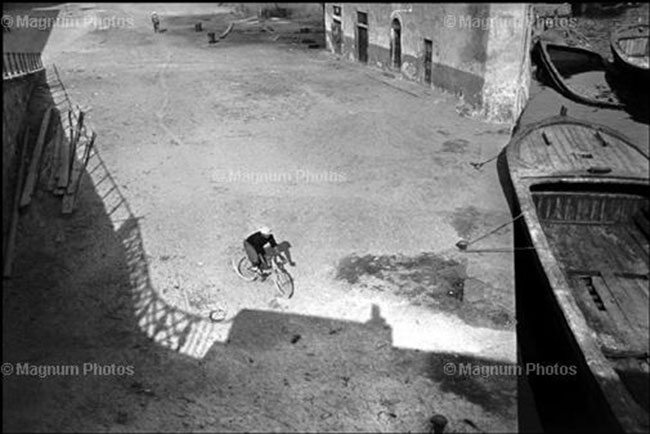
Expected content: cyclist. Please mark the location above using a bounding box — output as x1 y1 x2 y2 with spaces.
151 11 160 33
244 226 277 273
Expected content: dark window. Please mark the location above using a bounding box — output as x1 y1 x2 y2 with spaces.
333 5 341 16
357 11 368 25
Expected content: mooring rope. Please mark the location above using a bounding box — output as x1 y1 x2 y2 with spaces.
456 213 531 252
469 153 500 170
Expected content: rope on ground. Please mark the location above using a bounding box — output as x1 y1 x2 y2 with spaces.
456 213 524 251
469 153 500 170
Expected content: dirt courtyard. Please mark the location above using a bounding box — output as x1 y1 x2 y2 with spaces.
4 3 519 432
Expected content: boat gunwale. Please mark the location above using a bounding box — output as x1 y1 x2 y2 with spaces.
507 116 649 432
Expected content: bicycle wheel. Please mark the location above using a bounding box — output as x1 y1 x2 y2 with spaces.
236 256 258 281
273 267 294 299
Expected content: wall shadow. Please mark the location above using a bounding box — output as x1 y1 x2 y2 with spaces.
212 305 518 432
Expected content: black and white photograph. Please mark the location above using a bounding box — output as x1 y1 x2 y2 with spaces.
2 2 648 433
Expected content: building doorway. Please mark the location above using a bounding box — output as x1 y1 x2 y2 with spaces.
357 27 368 62
391 18 401 69
357 11 368 63
424 39 432 85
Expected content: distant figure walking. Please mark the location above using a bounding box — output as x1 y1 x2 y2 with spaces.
151 11 160 33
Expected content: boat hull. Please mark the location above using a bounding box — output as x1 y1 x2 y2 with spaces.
506 116 649 433
534 40 625 109
610 24 650 78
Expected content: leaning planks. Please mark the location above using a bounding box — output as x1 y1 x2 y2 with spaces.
56 130 71 193
46 122 62 191
54 108 84 195
19 106 52 207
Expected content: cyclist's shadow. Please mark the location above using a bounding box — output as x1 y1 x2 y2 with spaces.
264 240 295 267
276 241 295 266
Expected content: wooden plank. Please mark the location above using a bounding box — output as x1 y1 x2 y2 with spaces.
530 132 551 167
3 128 30 278
545 194 556 221
19 107 52 207
599 133 631 171
67 111 84 185
590 225 630 273
580 224 647 346
521 134 545 168
46 123 62 191
57 135 70 188
599 272 649 352
544 127 573 170
554 125 581 170
616 222 649 269
609 135 644 172
618 277 650 335
67 109 74 141
590 275 643 352
66 137 86 195
62 132 95 215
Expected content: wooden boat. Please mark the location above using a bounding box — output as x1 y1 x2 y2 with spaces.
611 24 650 77
534 40 624 109
507 115 649 432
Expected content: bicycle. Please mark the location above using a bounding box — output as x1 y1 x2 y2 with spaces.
232 250 294 299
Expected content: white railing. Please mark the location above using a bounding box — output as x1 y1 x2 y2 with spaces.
3 52 44 80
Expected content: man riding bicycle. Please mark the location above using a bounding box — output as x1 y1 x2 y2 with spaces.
244 226 278 273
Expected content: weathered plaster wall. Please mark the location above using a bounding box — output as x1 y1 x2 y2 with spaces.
481 4 532 123
325 3 531 123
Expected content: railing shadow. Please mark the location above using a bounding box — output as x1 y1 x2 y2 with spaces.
44 65 232 359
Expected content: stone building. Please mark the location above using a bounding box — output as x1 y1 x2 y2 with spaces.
324 3 532 123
